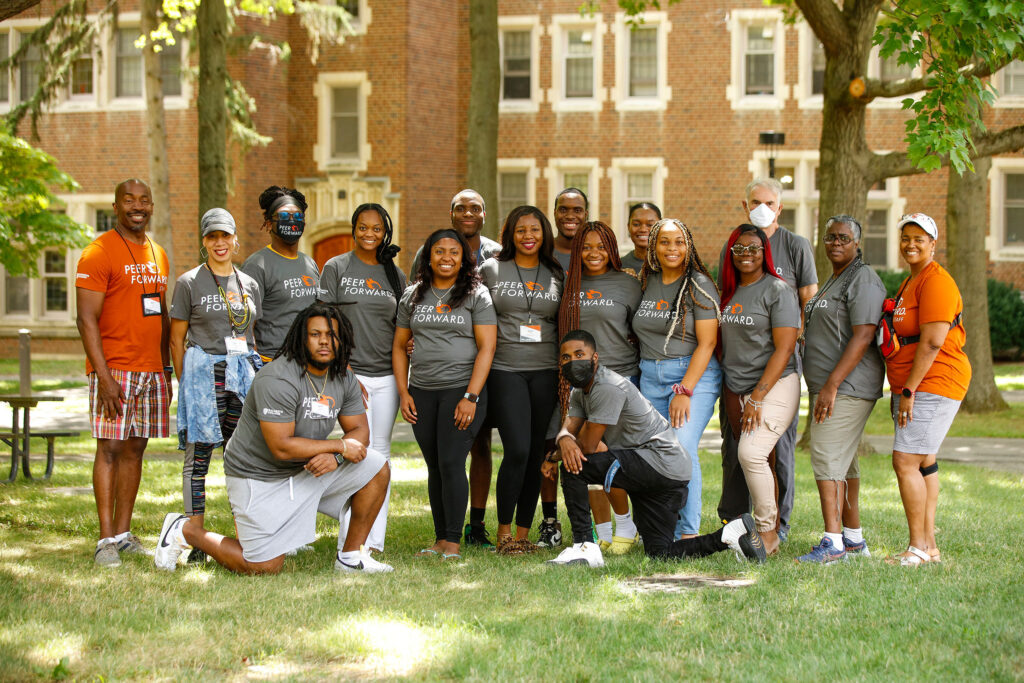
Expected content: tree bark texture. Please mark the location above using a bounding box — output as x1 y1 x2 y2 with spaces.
946 155 1008 413
0 0 43 23
141 0 174 275
197 0 229 221
466 0 499 238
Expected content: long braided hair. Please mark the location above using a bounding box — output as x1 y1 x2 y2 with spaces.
410 229 481 309
555 220 622 419
639 219 721 355
275 302 356 380
351 203 403 315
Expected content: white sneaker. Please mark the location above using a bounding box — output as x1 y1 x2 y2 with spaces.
545 542 605 568
335 548 393 573
720 513 766 564
154 513 190 571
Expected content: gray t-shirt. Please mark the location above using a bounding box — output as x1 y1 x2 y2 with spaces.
620 251 644 276
223 358 364 481
578 271 642 378
554 249 572 272
718 226 818 290
170 265 262 355
321 253 407 377
478 258 562 372
409 234 501 277
633 272 720 360
396 282 497 390
802 263 886 400
720 275 800 394
568 366 691 481
242 247 321 358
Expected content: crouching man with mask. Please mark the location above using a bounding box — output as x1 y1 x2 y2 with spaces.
543 330 767 568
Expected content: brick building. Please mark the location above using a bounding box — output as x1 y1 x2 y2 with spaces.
2 0 1022 356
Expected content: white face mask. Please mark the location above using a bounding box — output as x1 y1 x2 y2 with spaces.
748 203 777 229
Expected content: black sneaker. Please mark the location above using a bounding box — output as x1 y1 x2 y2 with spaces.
186 547 208 564
536 518 563 548
463 523 495 549
722 513 767 564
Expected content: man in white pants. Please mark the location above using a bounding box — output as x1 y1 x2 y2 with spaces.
155 303 392 574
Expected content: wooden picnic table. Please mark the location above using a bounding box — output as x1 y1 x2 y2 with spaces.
0 394 69 483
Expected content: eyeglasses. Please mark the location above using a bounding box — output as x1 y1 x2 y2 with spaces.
277 212 304 222
730 244 764 256
823 233 854 245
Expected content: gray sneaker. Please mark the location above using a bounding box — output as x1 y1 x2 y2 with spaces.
94 541 121 568
116 532 151 556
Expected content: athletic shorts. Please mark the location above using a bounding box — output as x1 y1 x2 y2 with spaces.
226 449 387 563
892 391 961 455
89 369 170 440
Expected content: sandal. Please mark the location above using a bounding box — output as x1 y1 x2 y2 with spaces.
415 548 441 559
441 551 462 562
895 545 931 567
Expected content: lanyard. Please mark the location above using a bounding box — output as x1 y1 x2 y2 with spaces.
206 265 252 335
115 229 156 295
513 261 540 324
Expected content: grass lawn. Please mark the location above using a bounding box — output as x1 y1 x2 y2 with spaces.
994 363 1024 391
0 359 85 378
0 379 88 395
1 446 1022 680
862 401 1024 439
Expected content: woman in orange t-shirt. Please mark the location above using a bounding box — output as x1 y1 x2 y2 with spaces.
885 213 971 567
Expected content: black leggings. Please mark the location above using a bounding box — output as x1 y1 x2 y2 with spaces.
561 450 728 559
182 362 243 516
410 385 489 544
488 368 558 528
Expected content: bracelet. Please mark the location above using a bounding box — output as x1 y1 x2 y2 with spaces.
163 365 173 374
671 383 693 397
340 439 347 456
746 398 763 409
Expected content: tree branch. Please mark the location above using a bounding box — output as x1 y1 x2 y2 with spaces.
0 0 43 22
868 123 1024 180
794 0 850 53
859 55 1015 101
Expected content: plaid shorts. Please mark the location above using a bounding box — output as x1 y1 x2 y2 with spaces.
89 368 170 440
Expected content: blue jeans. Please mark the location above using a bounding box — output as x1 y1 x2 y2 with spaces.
639 356 722 536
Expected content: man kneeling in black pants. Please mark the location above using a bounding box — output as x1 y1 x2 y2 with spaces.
544 330 766 567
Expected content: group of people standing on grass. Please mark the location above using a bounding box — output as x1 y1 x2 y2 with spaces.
76 175 969 575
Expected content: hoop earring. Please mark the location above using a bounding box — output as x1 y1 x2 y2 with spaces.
233 240 240 255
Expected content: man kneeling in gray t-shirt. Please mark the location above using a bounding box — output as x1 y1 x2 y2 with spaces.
544 330 767 568
155 303 392 574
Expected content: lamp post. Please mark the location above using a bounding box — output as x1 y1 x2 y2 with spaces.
759 131 786 179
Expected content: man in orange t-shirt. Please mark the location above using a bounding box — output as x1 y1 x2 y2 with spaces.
75 178 171 568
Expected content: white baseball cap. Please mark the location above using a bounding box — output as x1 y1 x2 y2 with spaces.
897 212 938 240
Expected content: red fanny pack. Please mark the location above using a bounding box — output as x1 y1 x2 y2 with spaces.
876 280 962 360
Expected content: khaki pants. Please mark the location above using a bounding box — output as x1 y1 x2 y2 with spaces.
737 373 801 532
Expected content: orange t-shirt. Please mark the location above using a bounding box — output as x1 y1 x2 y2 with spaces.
75 230 170 374
885 261 971 400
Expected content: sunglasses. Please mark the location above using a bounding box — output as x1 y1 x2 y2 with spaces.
730 243 764 256
277 212 304 222
823 233 854 245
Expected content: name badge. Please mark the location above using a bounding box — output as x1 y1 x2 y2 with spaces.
142 292 162 317
519 324 542 343
310 398 332 418
224 336 248 356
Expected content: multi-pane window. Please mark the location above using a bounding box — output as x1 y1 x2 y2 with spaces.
879 54 913 81
43 250 68 313
563 172 590 197
565 30 594 98
160 39 182 96
502 31 531 100
1005 172 1024 246
4 271 29 315
498 172 528 222
628 27 657 97
810 39 825 95
625 171 654 217
863 209 889 265
116 29 143 97
19 35 41 102
744 25 774 95
69 56 93 97
331 86 359 158
95 209 117 232
337 0 359 18
1004 60 1024 96
0 33 9 103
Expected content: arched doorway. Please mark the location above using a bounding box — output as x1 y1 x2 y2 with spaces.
313 232 353 270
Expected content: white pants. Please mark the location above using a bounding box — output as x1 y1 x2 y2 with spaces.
340 373 400 551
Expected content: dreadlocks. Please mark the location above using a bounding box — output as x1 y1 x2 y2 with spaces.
639 219 721 355
555 220 622 419
351 203 403 314
275 302 355 380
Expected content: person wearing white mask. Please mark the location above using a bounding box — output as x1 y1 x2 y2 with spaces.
715 178 817 545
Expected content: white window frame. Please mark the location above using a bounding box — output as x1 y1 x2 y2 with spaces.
322 0 371 36
796 22 824 110
865 43 924 110
988 158 1024 261
0 29 10 111
496 158 538 223
726 9 789 111
612 11 671 112
314 71 372 172
608 157 666 248
547 13 607 113
994 60 1024 109
499 15 541 113
543 158 603 220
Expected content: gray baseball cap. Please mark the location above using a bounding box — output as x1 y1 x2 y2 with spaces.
201 208 237 236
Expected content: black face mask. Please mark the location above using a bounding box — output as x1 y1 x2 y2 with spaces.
276 212 305 244
561 358 596 388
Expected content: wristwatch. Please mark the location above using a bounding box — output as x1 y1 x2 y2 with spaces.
901 387 915 399
463 392 480 404
334 452 345 466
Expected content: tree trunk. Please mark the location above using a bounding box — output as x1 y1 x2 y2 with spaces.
946 155 1008 413
197 0 228 222
141 0 174 274
466 0 499 238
